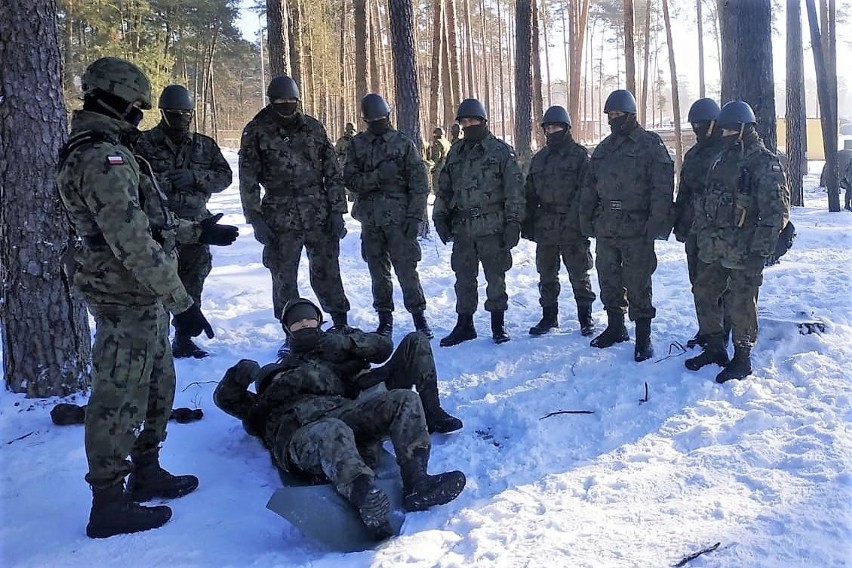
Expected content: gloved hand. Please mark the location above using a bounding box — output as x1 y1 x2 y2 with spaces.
434 220 453 244
173 302 214 339
169 408 204 423
226 359 262 388
251 218 276 245
503 221 521 250
377 160 399 182
402 217 420 239
199 213 239 246
167 169 195 190
326 212 347 239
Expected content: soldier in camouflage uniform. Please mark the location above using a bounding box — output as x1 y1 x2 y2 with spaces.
214 298 465 537
428 127 451 194
579 89 674 362
136 85 233 359
57 57 238 539
523 106 596 337
685 101 790 383
433 98 525 346
344 94 432 338
240 76 350 327
673 98 726 350
335 122 357 203
450 122 462 146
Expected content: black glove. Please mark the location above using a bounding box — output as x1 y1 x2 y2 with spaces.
251 218 276 246
169 408 204 423
167 169 195 190
377 160 399 182
199 213 239 246
402 217 420 239
173 302 214 339
434 220 452 244
503 221 521 250
326 212 347 239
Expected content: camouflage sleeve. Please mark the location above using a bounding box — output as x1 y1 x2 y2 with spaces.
523 169 538 229
343 140 381 195
673 149 697 241
194 138 233 194
428 142 441 166
578 158 599 237
404 137 430 221
575 148 591 228
238 125 263 224
318 128 347 214
750 154 790 256
646 138 676 239
173 217 203 245
347 329 394 363
501 148 526 222
433 164 452 226
81 148 192 314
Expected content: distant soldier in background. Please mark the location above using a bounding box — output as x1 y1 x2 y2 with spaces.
239 75 350 332
428 127 451 195
136 84 233 359
685 101 790 383
450 122 462 146
579 89 674 362
820 149 852 211
433 98 525 346
336 122 358 202
523 106 596 337
344 93 433 338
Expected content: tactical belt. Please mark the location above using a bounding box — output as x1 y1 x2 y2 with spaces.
457 203 505 220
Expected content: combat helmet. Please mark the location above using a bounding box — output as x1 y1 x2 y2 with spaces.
716 100 756 130
361 93 391 120
687 98 721 123
267 76 300 100
81 57 152 109
603 89 637 114
456 98 488 121
158 85 194 111
541 105 572 128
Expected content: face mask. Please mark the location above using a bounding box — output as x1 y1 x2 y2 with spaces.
367 118 390 135
608 114 633 135
545 128 569 147
272 101 298 117
289 327 322 352
163 110 193 135
692 121 714 143
462 123 488 142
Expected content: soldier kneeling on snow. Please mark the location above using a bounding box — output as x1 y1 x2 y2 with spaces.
214 298 465 537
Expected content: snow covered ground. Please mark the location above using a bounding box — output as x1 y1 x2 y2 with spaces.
1 152 850 567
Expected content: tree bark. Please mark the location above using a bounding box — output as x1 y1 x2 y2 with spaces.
639 0 652 126
446 0 462 104
661 0 682 174
568 0 589 139
354 0 369 102
531 0 545 149
288 0 303 87
338 0 347 131
1 0 91 396
368 0 381 93
515 0 533 165
786 0 806 207
267 0 290 77
696 0 705 98
430 0 444 129
623 0 636 94
388 0 421 146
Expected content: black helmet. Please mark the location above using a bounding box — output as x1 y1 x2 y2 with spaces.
456 98 488 121
280 297 323 333
687 98 721 123
433 127 445 137
361 93 391 120
451 123 461 134
603 89 637 113
267 76 300 100
541 105 572 128
158 85 194 111
717 100 756 129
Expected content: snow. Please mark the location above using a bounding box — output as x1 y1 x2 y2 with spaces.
2 151 851 567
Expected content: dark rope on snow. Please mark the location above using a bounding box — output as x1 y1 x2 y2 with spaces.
673 542 721 567
539 410 594 420
653 341 687 363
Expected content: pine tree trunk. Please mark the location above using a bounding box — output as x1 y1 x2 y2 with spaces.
639 0 652 126
446 0 462 105
1 0 91 396
267 0 290 77
463 0 476 95
368 0 381 93
354 0 369 102
541 0 552 107
442 9 455 127
531 0 545 149
623 0 636 94
338 0 347 131
786 0 806 207
515 0 533 165
430 0 444 129
696 0 705 97
661 0 682 174
388 0 422 147
288 0 303 87
568 0 589 139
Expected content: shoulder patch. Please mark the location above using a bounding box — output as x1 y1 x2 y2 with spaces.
106 155 125 166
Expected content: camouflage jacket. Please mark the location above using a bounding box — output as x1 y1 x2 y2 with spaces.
693 131 790 268
135 124 232 220
433 133 526 239
213 327 393 450
579 127 674 239
343 127 429 225
56 111 198 313
524 139 590 244
239 108 346 231
334 134 353 162
673 136 722 242
428 137 451 174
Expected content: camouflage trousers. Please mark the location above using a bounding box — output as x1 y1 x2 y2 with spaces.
176 242 212 305
536 240 596 308
275 389 429 501
451 233 512 314
686 235 731 331
380 332 441 405
361 224 426 314
84 302 175 487
595 236 657 321
263 229 350 320
694 261 763 347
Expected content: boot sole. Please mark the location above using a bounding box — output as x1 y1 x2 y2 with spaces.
127 479 199 502
403 474 466 512
590 334 629 348
86 507 172 538
439 333 477 347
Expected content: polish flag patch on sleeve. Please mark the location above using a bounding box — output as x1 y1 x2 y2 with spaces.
106 155 125 166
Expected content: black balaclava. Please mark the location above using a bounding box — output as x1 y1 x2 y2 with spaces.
692 121 716 144
608 113 638 136
462 120 488 142
289 327 322 352
273 101 299 117
367 117 390 135
161 110 193 141
83 89 143 127
544 125 572 147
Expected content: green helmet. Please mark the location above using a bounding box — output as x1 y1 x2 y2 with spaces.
81 57 152 109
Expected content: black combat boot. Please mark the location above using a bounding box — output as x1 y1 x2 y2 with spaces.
440 314 477 347
349 474 393 539
633 318 654 362
715 343 752 383
171 333 208 359
685 332 707 349
376 311 393 337
86 481 172 539
590 309 629 348
491 311 510 344
127 448 199 502
419 385 463 434
685 333 730 371
529 305 558 336
412 311 434 338
399 448 466 512
330 312 349 331
577 301 595 336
